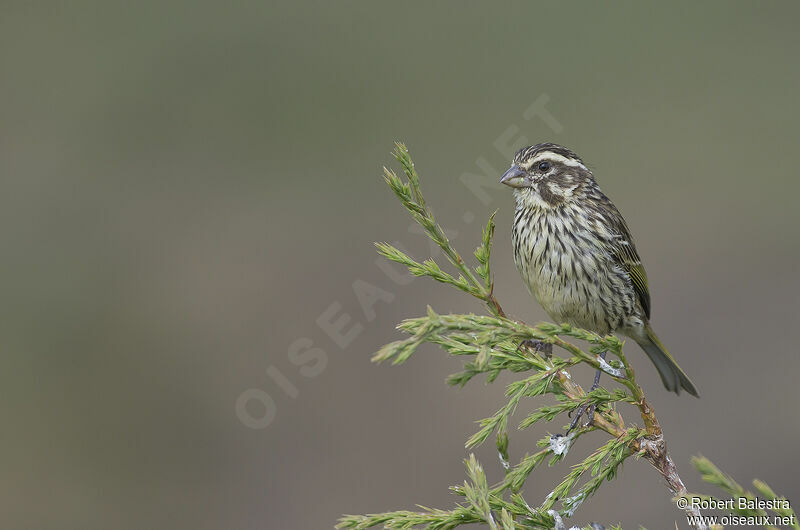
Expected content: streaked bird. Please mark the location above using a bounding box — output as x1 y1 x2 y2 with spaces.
500 143 698 426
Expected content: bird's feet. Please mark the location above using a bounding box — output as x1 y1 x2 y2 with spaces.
566 351 607 434
567 403 598 434
517 339 552 358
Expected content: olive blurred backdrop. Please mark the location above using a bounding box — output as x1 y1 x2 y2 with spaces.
2 2 799 529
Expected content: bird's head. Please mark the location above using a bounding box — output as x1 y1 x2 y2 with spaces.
500 143 594 209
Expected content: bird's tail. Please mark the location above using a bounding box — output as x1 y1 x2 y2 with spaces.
634 325 699 397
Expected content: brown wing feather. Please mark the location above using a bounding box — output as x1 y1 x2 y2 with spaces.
597 199 652 319
618 247 651 320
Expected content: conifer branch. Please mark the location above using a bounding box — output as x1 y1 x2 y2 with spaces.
340 144 719 529
377 142 506 318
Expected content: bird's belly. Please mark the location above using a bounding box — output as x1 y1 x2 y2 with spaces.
526 262 610 332
513 216 630 335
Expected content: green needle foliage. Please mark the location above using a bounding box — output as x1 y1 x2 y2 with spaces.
679 456 800 529
337 144 794 530
376 143 504 318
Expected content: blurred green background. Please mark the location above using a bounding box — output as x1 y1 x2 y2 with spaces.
2 1 799 528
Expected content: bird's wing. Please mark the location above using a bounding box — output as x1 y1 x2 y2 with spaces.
601 204 652 320
610 234 651 319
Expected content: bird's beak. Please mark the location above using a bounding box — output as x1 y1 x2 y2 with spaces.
500 165 527 188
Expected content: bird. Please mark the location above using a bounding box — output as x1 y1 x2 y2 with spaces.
500 143 698 426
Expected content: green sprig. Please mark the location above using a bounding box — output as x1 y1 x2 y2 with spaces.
686 456 799 528
377 143 506 317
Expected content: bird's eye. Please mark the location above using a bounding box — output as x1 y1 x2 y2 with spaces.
538 161 551 171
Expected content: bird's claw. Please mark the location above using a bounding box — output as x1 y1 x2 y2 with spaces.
566 351 607 433
566 404 598 434
517 339 552 358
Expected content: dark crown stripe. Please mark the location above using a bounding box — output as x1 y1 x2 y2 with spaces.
514 143 584 166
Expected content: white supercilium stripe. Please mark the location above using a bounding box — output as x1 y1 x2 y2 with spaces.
522 153 588 171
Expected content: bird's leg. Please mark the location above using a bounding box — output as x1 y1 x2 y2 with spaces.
567 351 607 433
517 339 552 358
